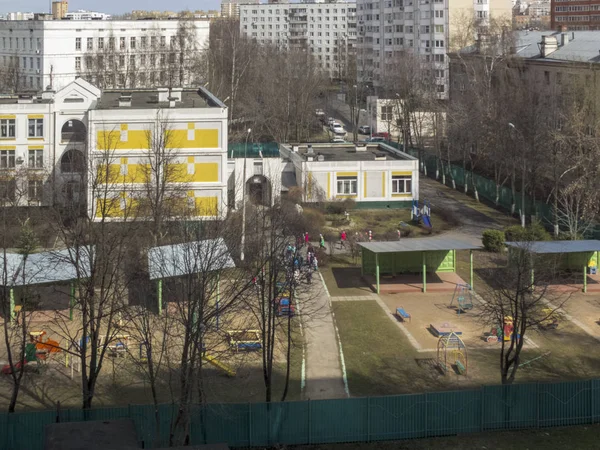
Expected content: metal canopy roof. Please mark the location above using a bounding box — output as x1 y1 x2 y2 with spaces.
506 240 600 254
358 237 480 253
148 238 236 280
0 247 92 287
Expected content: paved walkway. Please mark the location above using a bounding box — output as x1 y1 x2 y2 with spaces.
302 273 348 400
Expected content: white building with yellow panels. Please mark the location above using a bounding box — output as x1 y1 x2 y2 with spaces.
279 142 418 207
88 87 228 220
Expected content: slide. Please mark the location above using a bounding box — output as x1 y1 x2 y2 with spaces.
422 215 432 228
202 353 236 377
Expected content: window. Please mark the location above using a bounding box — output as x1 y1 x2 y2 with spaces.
28 179 43 202
119 55 125 67
109 37 115 49
28 149 43 168
381 105 393 121
0 119 15 138
98 37 104 49
337 176 357 195
160 36 166 47
391 176 411 194
0 180 15 201
130 37 136 49
75 37 81 50
87 37 93 50
120 37 126 49
28 119 44 138
0 149 15 168
141 36 147 48
75 57 81 70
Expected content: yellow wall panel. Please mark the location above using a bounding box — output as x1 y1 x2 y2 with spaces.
167 129 219 149
126 164 150 184
167 163 189 182
392 171 413 176
337 172 358 177
195 196 218 217
97 130 149 150
96 198 123 218
97 164 121 184
193 163 219 182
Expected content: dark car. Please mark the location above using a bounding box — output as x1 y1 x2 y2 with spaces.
358 125 371 134
372 132 389 139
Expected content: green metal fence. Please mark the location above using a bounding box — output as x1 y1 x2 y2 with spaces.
3 379 600 449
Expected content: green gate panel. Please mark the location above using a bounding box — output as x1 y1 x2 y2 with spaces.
362 250 455 275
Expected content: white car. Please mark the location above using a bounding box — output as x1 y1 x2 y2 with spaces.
327 117 337 126
329 121 342 131
332 125 346 135
331 137 346 143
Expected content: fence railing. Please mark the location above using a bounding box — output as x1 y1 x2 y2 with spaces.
3 379 600 450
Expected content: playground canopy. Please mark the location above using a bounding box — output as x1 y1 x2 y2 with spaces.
506 240 600 293
148 238 236 314
359 237 480 293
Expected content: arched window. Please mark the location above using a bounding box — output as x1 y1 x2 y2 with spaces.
61 119 86 142
60 150 85 173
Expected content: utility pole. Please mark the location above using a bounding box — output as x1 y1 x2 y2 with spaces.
240 128 251 261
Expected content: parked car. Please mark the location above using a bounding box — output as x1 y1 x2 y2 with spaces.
365 136 385 142
372 132 389 139
332 125 346 135
331 137 346 143
315 108 325 117
358 125 371 134
327 117 337 126
329 121 341 131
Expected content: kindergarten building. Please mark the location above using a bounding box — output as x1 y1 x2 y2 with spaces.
278 142 419 208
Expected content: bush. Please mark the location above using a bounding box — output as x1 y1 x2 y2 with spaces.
325 199 356 215
504 221 551 242
300 208 325 237
482 229 505 252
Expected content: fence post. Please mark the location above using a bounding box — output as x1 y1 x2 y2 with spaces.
480 388 484 432
591 379 595 425
308 400 312 445
424 392 428 439
248 403 252 447
367 397 371 443
536 382 540 428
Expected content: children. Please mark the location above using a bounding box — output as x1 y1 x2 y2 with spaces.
340 230 347 249
319 233 326 249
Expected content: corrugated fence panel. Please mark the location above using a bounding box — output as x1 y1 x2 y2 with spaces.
539 380 593 427
310 397 368 443
247 401 309 446
8 409 55 450
426 390 481 437
201 403 250 447
369 393 427 441
483 384 537 430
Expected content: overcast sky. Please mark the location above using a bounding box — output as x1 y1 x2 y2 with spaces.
0 0 222 14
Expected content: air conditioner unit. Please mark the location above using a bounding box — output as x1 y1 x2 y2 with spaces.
35 49 40 54
36 69 40 74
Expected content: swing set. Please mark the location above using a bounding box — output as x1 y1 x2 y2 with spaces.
450 284 473 314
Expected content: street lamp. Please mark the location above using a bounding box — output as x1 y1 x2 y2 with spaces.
240 128 251 261
353 84 358 141
508 122 526 228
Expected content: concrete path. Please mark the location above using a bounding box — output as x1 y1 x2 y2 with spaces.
302 273 349 400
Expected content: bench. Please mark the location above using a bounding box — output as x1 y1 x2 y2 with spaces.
395 307 411 323
455 360 466 375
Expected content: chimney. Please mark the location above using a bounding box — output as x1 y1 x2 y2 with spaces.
560 32 569 47
292 145 299 153
306 144 314 155
168 96 177 108
170 87 182 102
157 87 169 102
41 88 55 101
374 152 387 161
317 153 325 162
540 35 558 57
355 143 367 152
118 94 132 107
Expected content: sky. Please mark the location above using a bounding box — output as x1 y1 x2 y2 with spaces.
0 0 222 14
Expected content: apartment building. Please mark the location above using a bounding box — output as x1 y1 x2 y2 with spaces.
222 0 260 18
0 78 229 220
52 1 69 20
356 0 512 97
64 10 112 20
551 0 600 30
0 19 210 92
239 1 357 78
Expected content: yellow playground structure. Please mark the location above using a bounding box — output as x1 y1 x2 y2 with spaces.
202 353 236 377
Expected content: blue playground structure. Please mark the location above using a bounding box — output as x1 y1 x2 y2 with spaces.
411 199 432 228
450 283 473 314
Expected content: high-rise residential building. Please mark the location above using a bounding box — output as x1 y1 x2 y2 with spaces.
0 18 210 92
356 0 512 98
52 1 69 20
551 0 600 30
222 0 259 18
6 12 35 21
239 1 357 78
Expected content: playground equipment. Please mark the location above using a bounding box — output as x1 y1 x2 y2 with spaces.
430 322 462 338
226 330 262 352
450 284 473 314
485 316 521 343
411 199 432 228
540 308 560 330
437 331 468 375
1 343 39 374
202 353 236 377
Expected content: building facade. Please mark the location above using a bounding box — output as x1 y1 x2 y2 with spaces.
279 142 419 206
0 79 229 220
0 19 210 92
64 10 112 20
551 0 600 30
52 1 69 20
356 0 512 98
239 1 357 78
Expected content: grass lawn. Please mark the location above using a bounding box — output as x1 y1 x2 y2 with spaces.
321 255 371 297
292 423 600 449
332 301 451 396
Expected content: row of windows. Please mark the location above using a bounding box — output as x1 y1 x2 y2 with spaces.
0 36 42 51
75 52 184 70
0 119 44 139
336 176 412 196
245 8 351 15
2 55 42 70
243 15 348 23
0 179 44 202
0 149 43 169
359 9 445 21
74 35 178 51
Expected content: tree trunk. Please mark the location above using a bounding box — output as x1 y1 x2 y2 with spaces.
511 168 516 215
